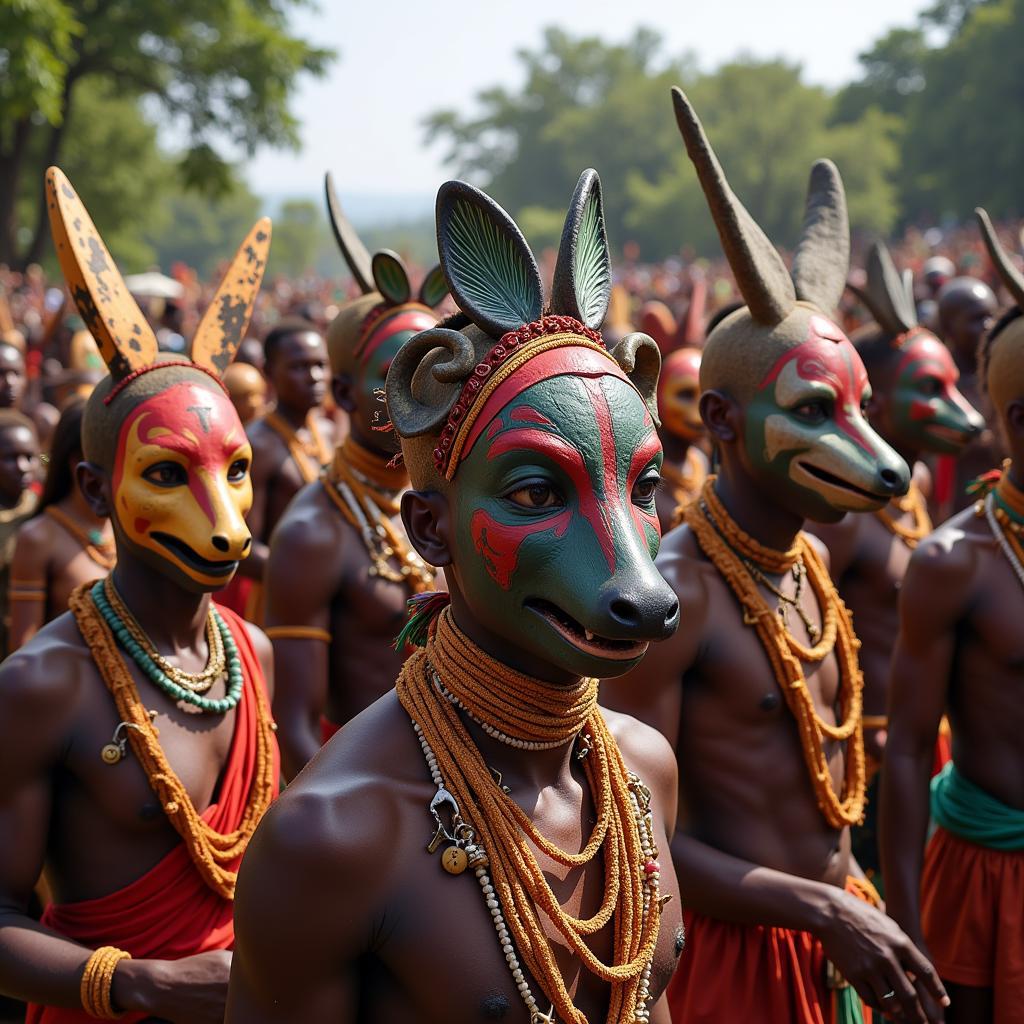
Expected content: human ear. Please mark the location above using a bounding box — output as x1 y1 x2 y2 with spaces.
700 389 738 443
76 461 112 519
400 490 452 568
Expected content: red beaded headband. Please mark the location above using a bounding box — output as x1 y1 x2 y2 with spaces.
103 360 229 405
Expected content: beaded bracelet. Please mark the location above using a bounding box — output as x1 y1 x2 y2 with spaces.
80 946 131 1019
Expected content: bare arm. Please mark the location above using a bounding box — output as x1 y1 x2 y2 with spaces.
227 783 392 1022
880 537 966 949
265 505 343 779
238 427 275 581
7 520 49 652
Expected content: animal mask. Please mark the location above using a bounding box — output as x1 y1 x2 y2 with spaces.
325 172 448 451
46 166 270 592
671 88 909 521
852 241 983 455
386 170 679 677
976 208 1024 422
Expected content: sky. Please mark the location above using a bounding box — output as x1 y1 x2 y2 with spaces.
245 0 930 213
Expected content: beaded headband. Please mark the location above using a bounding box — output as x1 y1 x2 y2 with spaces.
434 315 615 479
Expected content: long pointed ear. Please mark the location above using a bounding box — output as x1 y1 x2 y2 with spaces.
436 180 543 339
551 168 611 330
45 166 158 379
681 275 707 345
861 241 916 335
671 87 794 327
0 291 14 334
191 217 272 377
372 250 412 306
325 171 373 294
418 265 449 308
610 332 662 426
976 207 1024 310
792 160 850 316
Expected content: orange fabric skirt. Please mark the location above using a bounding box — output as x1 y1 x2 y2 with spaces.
921 826 1024 1012
668 879 876 1023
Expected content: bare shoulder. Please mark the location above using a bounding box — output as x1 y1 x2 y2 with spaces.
246 417 286 462
803 528 833 570
270 484 348 563
248 689 425 895
656 522 716 595
910 504 987 581
603 707 676 783
14 513 53 549
237 619 274 698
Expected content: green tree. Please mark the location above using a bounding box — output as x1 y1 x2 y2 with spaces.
425 27 693 249
900 0 1024 221
0 0 333 268
266 199 324 278
831 28 929 125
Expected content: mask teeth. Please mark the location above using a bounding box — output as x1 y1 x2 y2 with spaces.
585 628 595 641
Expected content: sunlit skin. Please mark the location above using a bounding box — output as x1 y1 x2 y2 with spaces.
658 348 703 444
0 344 26 410
743 318 908 523
223 363 268 426
0 426 37 507
267 307 443 778
226 348 685 1024
112 382 253 592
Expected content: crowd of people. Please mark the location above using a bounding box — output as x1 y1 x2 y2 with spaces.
0 85 1021 1024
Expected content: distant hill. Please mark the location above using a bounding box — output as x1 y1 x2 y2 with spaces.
258 190 434 229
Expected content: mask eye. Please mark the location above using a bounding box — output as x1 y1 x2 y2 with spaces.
632 474 659 504
792 401 829 425
143 461 187 487
228 458 249 483
918 377 942 397
505 481 562 510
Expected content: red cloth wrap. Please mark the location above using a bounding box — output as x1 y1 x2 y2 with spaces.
25 605 278 1023
922 826 1024 1015
667 878 876 1023
320 716 341 744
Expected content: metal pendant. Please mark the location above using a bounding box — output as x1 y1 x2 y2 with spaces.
441 845 468 875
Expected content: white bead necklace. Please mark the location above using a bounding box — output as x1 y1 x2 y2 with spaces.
985 492 1024 590
408 714 661 1023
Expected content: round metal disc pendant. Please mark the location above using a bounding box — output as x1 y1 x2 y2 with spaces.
100 743 123 765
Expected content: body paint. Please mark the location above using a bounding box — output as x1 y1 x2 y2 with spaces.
112 381 253 589
744 316 909 519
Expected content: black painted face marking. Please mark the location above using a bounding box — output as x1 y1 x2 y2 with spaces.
188 405 213 433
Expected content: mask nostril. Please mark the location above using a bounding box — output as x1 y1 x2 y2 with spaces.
665 599 680 624
242 538 252 553
211 535 230 553
609 598 640 626
879 467 902 490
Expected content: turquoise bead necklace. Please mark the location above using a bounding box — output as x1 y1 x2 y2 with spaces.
90 580 243 714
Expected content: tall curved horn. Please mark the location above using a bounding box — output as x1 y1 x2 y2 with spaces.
325 171 373 294
792 159 850 316
45 166 158 379
191 217 272 377
681 275 707 346
860 241 917 336
551 168 611 330
670 87 795 327
385 326 480 438
976 207 1024 311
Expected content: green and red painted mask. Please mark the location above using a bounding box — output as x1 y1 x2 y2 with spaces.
743 315 909 522
451 351 668 678
885 329 983 455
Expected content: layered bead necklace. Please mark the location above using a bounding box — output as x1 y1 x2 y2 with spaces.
264 408 330 484
45 504 116 570
684 478 866 828
874 479 932 549
93 577 243 714
983 464 1024 589
397 607 662 1024
322 437 436 593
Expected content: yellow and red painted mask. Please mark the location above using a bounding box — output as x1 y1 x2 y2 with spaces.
112 381 253 590
657 347 703 442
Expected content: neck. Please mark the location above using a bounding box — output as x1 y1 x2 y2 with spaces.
463 715 582 793
272 402 312 430
713 463 804 552
110 558 210 652
65 488 108 528
660 432 692 465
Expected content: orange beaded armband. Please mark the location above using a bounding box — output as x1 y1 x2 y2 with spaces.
80 946 131 1019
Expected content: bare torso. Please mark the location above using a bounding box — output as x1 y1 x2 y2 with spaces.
228 693 683 1022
